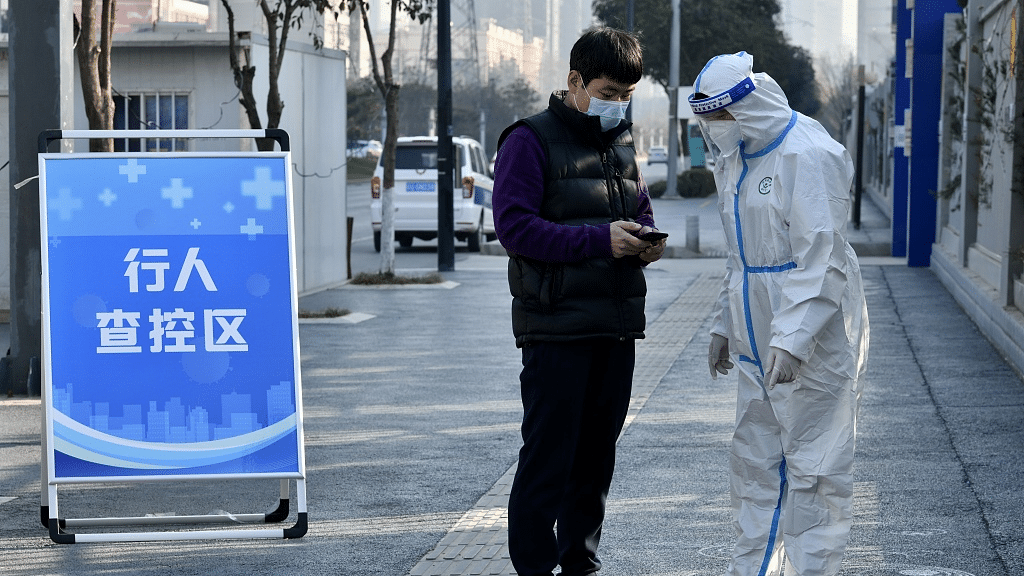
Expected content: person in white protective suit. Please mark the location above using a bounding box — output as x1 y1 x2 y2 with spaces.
690 52 870 576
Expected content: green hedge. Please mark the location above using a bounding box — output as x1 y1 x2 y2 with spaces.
677 168 716 198
646 169 717 199
346 156 378 181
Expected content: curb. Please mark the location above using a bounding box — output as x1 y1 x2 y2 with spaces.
851 242 893 257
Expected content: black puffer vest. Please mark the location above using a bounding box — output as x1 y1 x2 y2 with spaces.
497 92 647 347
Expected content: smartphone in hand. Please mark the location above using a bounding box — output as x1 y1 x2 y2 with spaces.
638 231 668 242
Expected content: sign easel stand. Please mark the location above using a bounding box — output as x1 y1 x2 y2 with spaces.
37 129 308 543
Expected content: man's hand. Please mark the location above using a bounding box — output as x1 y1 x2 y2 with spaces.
764 346 800 389
708 334 733 379
610 221 645 258
637 226 666 263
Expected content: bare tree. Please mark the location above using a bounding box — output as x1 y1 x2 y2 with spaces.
73 0 116 152
348 0 433 274
221 0 338 151
815 55 858 144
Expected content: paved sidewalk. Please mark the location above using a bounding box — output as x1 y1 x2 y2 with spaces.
407 271 724 576
2 192 1023 575
395 258 1024 576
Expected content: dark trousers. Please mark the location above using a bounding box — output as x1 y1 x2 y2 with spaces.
507 339 635 576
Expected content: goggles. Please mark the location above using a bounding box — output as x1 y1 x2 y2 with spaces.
688 78 756 115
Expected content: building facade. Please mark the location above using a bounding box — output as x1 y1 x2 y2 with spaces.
860 0 1024 377
1 1 349 316
931 1 1024 377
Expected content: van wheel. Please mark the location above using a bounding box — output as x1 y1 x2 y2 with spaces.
373 231 381 252
398 234 413 248
467 218 483 252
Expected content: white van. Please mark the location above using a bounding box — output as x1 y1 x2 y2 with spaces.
370 136 496 252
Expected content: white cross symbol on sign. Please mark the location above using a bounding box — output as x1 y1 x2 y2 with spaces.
119 159 147 183
51 188 83 221
190 218 202 230
241 167 285 210
161 178 193 208
98 188 117 207
240 218 264 238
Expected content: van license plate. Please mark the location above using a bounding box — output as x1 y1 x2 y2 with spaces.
406 182 436 192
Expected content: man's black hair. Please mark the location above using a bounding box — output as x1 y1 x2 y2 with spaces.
569 27 643 87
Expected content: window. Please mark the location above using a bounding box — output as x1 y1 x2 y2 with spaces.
471 144 487 175
113 93 190 152
468 144 483 174
395 145 438 170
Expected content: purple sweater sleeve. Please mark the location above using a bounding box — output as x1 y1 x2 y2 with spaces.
635 171 655 229
493 127 611 262
493 126 657 263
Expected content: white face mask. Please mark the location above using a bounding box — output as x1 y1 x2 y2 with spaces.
705 120 741 156
576 83 629 131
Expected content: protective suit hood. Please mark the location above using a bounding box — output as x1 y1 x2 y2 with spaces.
690 52 794 155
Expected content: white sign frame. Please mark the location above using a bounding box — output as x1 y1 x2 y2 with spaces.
37 130 308 543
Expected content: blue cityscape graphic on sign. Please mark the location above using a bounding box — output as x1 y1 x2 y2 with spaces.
42 154 302 478
52 382 295 443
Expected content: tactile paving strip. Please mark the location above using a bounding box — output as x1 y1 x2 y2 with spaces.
407 272 723 576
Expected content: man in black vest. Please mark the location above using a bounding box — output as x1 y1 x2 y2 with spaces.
492 27 665 576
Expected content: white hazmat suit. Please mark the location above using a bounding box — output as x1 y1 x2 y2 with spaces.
690 53 869 576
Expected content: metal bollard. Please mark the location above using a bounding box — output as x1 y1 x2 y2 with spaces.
0 355 11 397
27 355 40 397
347 216 354 280
686 215 700 253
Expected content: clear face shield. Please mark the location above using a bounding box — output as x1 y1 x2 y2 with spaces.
695 114 734 167
688 78 757 165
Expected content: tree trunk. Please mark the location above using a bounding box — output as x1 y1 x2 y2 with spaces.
75 0 116 152
379 86 400 274
221 0 273 150
258 0 286 151
357 0 403 275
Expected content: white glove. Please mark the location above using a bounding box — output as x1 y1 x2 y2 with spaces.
708 334 734 379
764 346 800 389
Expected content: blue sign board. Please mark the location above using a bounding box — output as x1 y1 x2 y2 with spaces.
40 153 305 482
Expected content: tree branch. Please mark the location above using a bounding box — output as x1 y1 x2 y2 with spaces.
359 1 387 97
382 0 400 89
276 0 298 77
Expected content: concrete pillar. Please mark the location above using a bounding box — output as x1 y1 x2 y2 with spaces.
891 0 912 258
666 0 680 199
999 6 1024 307
7 0 74 395
955 1 983 268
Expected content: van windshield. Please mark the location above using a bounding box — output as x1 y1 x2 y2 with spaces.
395 146 438 170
